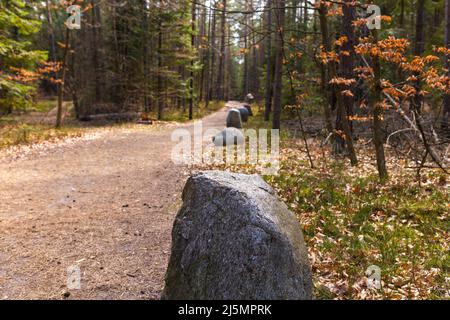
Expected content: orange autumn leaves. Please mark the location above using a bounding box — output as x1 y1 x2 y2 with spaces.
6 62 62 85
317 26 450 114
313 0 449 103
352 16 392 28
355 37 450 99
356 36 409 64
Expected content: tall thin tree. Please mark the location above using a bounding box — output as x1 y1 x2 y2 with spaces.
272 0 285 130
215 0 227 100
443 0 450 131
189 1 196 119
264 0 273 122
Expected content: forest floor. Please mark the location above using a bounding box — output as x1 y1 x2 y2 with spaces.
198 107 449 300
0 99 224 150
0 104 231 300
1 101 448 300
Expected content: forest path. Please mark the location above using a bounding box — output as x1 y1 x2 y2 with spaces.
0 104 238 300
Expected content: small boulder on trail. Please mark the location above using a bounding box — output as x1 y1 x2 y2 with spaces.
162 171 313 300
226 109 243 129
238 108 249 123
243 104 253 116
212 128 245 146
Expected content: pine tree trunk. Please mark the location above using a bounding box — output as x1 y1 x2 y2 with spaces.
142 0 149 112
272 0 285 130
264 0 273 122
203 4 212 106
206 4 217 106
443 0 450 131
157 20 164 120
400 0 405 28
249 4 260 99
189 1 196 120
198 4 207 102
215 0 226 100
56 27 70 128
317 4 335 135
303 0 308 25
90 0 102 102
371 29 388 181
44 0 57 94
412 0 426 113
334 0 356 153
318 3 357 165
243 0 250 97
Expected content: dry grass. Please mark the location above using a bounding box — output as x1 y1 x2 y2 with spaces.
0 100 224 151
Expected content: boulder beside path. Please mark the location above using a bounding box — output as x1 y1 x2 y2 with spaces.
162 171 313 300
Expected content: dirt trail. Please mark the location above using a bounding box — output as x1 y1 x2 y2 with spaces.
0 105 237 300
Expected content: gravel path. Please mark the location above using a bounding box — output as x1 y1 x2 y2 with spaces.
0 106 234 300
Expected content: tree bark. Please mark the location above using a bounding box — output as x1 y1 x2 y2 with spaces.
249 5 260 98
44 0 57 94
371 29 388 181
264 0 273 122
198 4 207 102
189 1 196 119
318 3 357 165
56 27 70 128
272 0 285 130
412 0 426 113
303 0 308 25
317 3 334 135
142 0 150 112
400 0 405 28
334 0 356 154
206 3 217 107
90 0 102 102
157 19 164 120
443 0 450 131
215 0 226 100
243 0 250 97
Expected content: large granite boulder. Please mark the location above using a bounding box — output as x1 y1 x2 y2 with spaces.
238 108 249 123
212 128 245 146
226 109 243 129
162 171 313 300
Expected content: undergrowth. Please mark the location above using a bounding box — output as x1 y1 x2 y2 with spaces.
198 105 449 300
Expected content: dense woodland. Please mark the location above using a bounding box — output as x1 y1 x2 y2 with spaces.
0 0 449 300
1 0 450 180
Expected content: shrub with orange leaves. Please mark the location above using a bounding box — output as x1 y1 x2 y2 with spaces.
329 77 357 87
355 34 450 106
